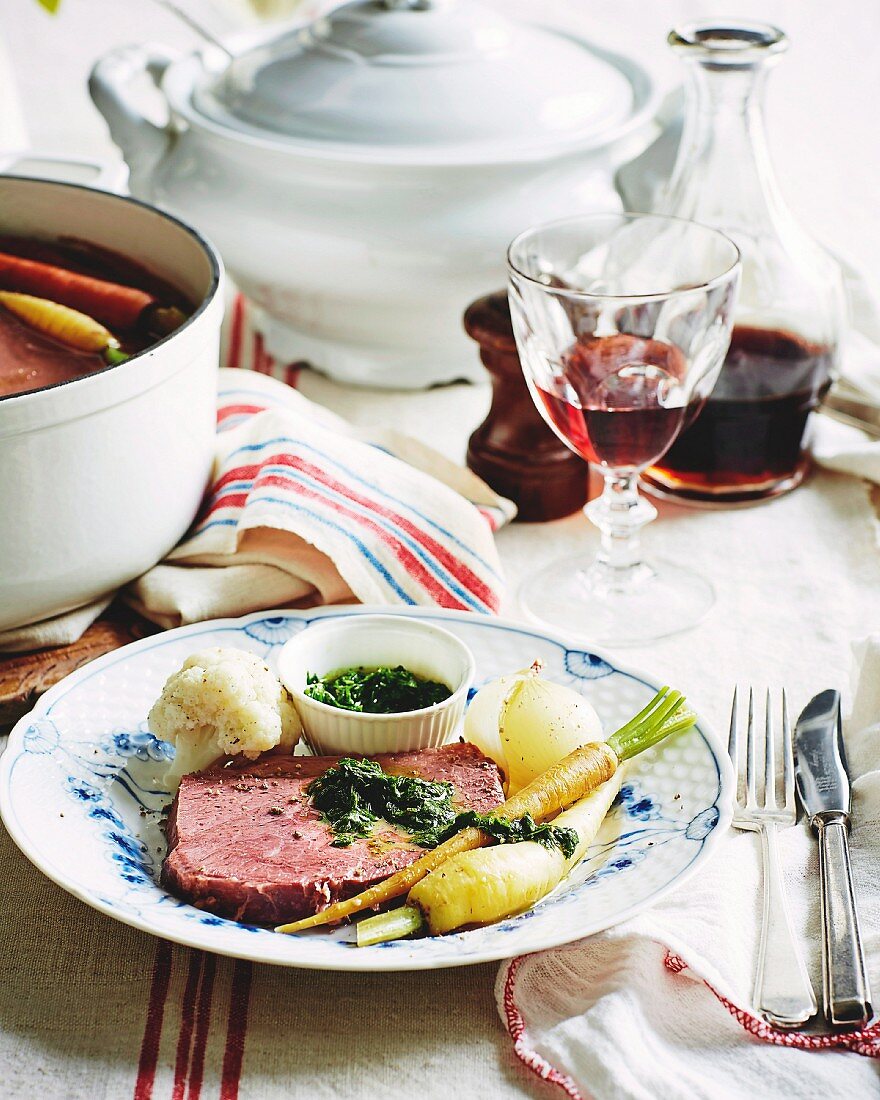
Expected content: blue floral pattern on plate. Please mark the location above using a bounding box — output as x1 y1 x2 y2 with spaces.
564 649 615 681
0 607 734 972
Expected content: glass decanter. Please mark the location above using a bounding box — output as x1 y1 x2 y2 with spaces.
643 22 846 506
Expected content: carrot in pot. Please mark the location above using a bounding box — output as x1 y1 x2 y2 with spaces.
275 687 692 935
0 251 155 330
0 291 120 354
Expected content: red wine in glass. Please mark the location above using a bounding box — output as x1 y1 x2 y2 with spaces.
534 334 697 470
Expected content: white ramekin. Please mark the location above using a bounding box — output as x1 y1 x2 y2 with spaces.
277 614 476 756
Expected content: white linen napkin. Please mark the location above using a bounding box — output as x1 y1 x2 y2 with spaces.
495 640 880 1100
0 595 114 654
813 261 880 482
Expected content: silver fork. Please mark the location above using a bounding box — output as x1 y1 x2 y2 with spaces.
729 688 818 1028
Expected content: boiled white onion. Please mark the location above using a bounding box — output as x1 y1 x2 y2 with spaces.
464 660 603 794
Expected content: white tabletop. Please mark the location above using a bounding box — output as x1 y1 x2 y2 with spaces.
2 2 880 1098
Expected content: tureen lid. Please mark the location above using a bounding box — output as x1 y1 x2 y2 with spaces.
190 0 645 162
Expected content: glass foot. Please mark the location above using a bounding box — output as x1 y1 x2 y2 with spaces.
518 553 715 647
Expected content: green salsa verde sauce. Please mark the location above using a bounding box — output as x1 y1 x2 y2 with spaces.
303 664 451 714
307 757 579 856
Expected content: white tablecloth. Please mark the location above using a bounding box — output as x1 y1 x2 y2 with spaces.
2 2 880 1098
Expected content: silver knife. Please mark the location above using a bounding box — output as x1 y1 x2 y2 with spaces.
794 690 873 1027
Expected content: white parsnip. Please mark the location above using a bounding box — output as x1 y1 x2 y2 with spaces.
408 768 624 934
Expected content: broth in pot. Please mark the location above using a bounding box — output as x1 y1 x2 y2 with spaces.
0 236 192 398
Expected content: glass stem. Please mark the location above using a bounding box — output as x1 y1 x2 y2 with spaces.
584 472 657 589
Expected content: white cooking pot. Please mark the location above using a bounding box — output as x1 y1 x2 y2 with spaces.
90 0 660 388
0 175 223 632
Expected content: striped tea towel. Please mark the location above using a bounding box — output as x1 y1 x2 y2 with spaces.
124 369 512 629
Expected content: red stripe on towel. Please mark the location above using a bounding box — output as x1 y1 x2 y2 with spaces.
476 507 499 532
171 952 204 1100
251 331 261 373
217 403 267 426
261 465 495 610
266 457 497 609
220 960 254 1100
206 456 496 610
208 477 471 610
227 295 245 371
215 400 266 424
253 332 273 376
186 952 218 1099
133 940 174 1100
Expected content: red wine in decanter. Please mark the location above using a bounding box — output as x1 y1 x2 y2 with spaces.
647 325 834 502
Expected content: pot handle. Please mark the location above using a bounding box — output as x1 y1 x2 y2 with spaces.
0 150 129 193
89 45 179 191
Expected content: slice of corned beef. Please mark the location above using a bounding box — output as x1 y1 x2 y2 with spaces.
161 741 504 924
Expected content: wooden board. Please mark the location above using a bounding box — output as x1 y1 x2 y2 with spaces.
0 602 159 731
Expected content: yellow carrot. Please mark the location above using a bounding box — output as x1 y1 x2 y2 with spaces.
0 291 120 353
277 826 493 934
275 686 691 936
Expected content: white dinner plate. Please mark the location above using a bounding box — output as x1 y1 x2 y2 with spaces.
0 607 733 971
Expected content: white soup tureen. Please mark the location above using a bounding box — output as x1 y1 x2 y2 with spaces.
91 0 660 387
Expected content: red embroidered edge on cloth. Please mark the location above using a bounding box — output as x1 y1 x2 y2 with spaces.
500 949 880 1100
662 953 880 1057
501 955 588 1100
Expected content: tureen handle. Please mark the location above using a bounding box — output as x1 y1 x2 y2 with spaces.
89 45 179 197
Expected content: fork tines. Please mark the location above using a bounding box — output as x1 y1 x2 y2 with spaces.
728 687 797 822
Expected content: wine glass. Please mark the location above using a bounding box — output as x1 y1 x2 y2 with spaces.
507 213 740 646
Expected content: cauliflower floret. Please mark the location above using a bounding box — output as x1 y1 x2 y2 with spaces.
148 647 302 791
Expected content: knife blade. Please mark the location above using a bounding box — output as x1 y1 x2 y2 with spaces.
795 690 873 1027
